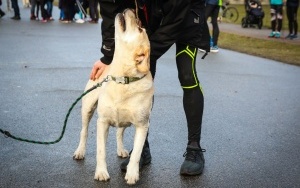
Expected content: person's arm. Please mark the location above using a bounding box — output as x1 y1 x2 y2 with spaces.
149 0 191 63
99 1 121 65
90 1 120 80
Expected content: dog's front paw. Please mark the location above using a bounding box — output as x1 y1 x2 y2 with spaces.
73 149 85 160
94 170 110 182
125 170 139 185
117 148 129 158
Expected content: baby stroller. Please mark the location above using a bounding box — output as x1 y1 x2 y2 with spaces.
241 0 264 29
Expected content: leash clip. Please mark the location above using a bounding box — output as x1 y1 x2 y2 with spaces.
115 76 129 84
105 75 113 82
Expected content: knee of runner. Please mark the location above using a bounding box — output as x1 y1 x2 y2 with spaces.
178 73 197 87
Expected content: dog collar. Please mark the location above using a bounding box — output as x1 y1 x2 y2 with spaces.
106 74 147 84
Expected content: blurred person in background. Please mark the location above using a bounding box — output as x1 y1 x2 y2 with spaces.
10 0 21 20
205 0 222 52
268 0 283 38
285 0 299 39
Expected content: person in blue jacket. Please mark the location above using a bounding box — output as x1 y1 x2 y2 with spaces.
269 0 284 38
285 0 299 39
205 0 222 52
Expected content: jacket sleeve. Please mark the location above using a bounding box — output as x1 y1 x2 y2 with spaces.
99 1 120 65
149 0 191 63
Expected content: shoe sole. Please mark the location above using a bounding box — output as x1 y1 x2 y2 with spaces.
180 169 203 176
198 49 206 53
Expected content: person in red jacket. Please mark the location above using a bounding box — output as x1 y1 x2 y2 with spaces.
90 0 210 176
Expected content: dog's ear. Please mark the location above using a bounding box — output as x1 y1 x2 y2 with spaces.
135 48 150 74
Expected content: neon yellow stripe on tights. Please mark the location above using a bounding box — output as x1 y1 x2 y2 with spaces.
176 45 203 93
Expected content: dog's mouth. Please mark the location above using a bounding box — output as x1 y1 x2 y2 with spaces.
117 9 143 33
119 13 126 32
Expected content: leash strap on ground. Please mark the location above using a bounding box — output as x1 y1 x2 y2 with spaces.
0 79 105 145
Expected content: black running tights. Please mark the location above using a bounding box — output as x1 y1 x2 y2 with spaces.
145 43 204 148
286 5 298 35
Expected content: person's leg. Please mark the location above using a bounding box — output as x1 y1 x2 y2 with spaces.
68 0 76 21
270 5 276 37
95 0 100 21
40 0 49 21
292 6 298 36
210 5 220 46
88 0 96 21
286 5 293 36
82 0 88 18
36 1 40 19
0 7 5 17
63 5 70 21
205 4 214 48
205 4 213 20
30 0 36 19
276 5 283 33
11 0 20 18
46 0 53 18
175 43 205 175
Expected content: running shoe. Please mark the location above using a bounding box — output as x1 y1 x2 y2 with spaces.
11 16 21 20
210 45 219 53
275 32 281 38
180 145 206 175
291 34 298 39
285 34 293 39
269 31 276 38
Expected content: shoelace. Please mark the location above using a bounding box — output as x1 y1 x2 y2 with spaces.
183 148 206 162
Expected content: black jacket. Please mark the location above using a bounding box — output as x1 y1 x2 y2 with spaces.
99 0 210 65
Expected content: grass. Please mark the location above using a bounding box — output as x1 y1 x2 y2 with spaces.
219 32 300 65
217 4 300 66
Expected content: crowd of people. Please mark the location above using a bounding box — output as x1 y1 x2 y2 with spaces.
0 0 100 23
268 0 299 39
1 0 298 41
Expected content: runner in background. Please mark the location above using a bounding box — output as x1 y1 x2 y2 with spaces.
269 0 283 38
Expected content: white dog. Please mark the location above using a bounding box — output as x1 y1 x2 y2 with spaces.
73 9 154 185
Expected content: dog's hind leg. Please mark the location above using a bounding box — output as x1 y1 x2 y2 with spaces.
94 120 110 181
125 124 149 185
116 127 129 158
74 80 100 160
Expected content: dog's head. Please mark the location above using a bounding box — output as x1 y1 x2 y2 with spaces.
114 9 150 75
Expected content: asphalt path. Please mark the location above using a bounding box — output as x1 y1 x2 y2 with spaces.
1 5 300 188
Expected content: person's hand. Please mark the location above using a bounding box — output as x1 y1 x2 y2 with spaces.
90 60 108 81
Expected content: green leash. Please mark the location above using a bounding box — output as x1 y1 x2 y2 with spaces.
0 74 146 145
